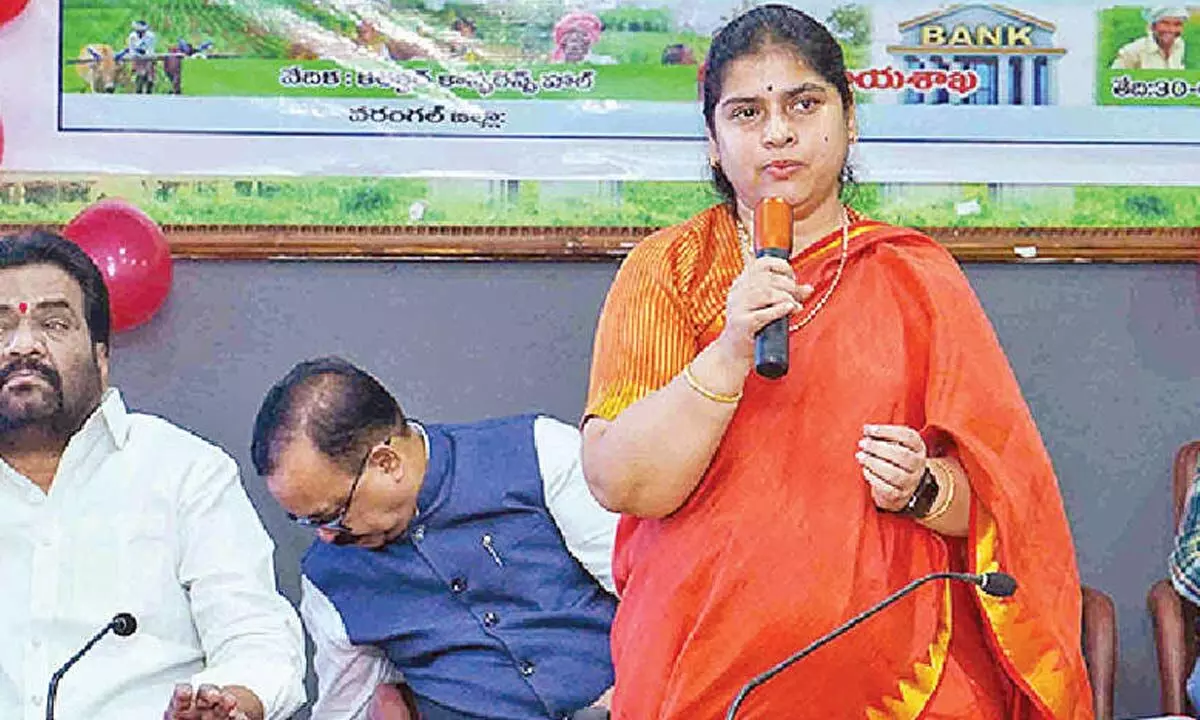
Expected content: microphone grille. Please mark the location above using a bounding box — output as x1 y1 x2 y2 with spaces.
112 612 138 637
753 197 793 252
979 572 1018 598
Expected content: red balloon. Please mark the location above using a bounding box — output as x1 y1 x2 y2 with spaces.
0 0 30 28
63 199 173 333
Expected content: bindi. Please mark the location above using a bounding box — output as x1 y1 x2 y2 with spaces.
767 84 774 92
18 302 28 315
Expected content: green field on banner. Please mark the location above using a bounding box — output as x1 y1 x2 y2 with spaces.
3 178 1199 229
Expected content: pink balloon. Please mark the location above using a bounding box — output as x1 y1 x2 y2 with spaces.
63 199 173 333
0 0 30 29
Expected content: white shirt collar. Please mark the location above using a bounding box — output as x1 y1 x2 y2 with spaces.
408 419 430 458
0 387 130 486
91 387 132 450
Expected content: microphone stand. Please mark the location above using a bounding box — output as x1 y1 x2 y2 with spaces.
46 614 137 720
725 572 1015 719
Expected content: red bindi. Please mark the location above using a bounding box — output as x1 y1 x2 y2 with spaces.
18 302 28 314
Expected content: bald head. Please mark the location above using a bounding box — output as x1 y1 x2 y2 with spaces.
251 357 406 478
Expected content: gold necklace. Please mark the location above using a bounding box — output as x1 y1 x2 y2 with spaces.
736 207 850 333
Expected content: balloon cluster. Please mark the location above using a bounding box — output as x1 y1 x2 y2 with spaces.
63 199 173 333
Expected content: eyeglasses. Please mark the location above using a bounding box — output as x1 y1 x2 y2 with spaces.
288 443 376 534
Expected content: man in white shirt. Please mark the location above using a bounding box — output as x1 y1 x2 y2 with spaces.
127 19 157 57
1112 6 1189 70
250 357 618 720
0 230 306 720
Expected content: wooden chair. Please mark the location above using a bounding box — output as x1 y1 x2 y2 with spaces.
1148 440 1200 716
1082 584 1118 720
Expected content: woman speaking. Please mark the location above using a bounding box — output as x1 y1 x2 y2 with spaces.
581 5 1093 719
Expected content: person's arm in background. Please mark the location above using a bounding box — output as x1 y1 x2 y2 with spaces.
301 575 405 720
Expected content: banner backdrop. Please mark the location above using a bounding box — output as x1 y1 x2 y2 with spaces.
2 1 1198 182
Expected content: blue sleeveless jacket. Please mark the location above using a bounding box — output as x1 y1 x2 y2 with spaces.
304 415 616 719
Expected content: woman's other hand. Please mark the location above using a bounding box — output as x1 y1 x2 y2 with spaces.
856 424 927 511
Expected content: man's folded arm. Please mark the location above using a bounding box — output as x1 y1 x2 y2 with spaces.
179 454 308 719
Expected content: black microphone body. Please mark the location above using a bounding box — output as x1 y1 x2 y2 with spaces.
751 197 793 380
46 613 138 720
725 572 1017 719
753 246 790 380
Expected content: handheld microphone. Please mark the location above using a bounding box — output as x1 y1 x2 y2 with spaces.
752 198 793 379
46 613 138 720
725 572 1017 719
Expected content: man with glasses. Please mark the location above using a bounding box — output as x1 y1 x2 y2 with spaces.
0 230 306 720
251 357 618 720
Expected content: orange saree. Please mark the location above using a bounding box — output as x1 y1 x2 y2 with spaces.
585 205 1092 719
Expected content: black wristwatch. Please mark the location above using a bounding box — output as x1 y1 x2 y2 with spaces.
899 467 940 519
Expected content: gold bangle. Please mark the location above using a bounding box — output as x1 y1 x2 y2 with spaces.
921 459 957 523
682 363 743 404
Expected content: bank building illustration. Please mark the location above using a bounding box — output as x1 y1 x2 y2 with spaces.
887 4 1066 105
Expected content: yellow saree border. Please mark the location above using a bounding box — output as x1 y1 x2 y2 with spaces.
795 222 886 267
973 507 1075 717
866 580 953 720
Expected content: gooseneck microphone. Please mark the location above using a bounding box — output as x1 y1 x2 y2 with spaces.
752 198 793 379
46 613 138 720
725 572 1017 719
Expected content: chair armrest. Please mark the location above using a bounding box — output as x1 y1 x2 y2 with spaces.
1149 578 1191 715
1082 585 1117 720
